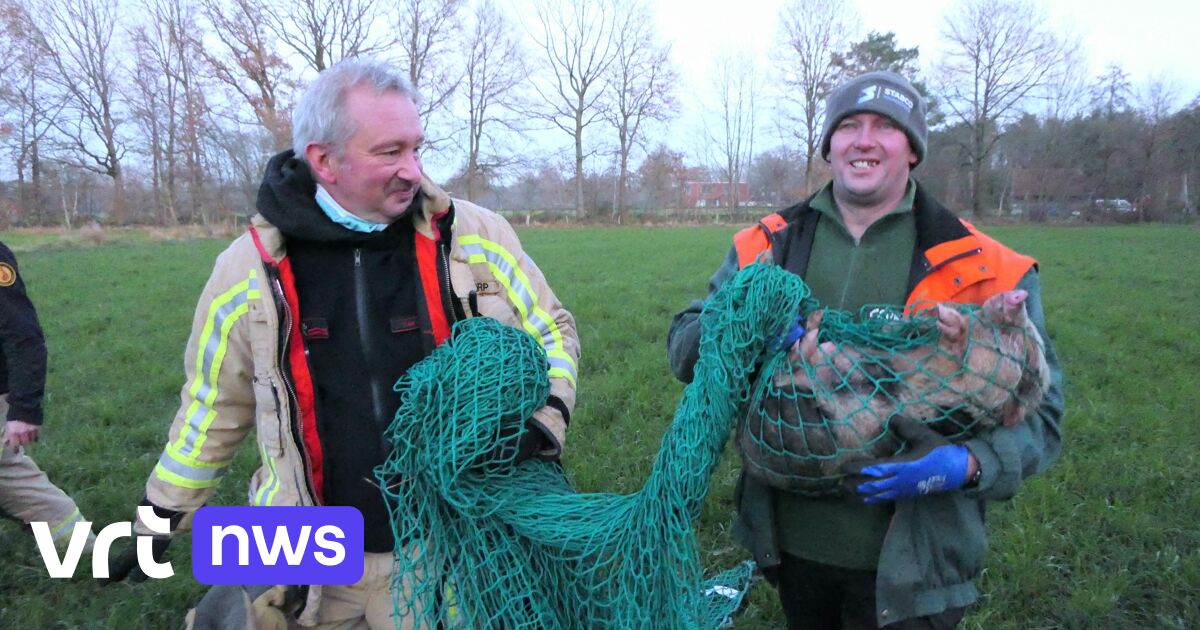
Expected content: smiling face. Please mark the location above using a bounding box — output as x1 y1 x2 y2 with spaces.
305 85 425 224
828 112 917 213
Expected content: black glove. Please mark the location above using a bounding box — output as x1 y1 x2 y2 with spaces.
105 535 171 584
480 420 550 470
841 417 972 503
758 564 781 587
104 499 185 584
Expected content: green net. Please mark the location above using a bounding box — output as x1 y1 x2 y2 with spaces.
739 278 1052 497
376 264 807 629
373 262 1051 627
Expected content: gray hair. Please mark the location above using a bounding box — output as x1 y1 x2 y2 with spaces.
291 58 420 160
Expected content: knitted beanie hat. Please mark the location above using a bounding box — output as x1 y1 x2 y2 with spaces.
819 70 928 166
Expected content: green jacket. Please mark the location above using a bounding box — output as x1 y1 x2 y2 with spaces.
666 185 1065 625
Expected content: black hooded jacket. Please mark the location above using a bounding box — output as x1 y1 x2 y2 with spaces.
0 241 48 424
257 151 442 552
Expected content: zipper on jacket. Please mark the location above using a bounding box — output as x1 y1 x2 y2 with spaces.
836 245 861 311
267 379 285 458
272 273 318 506
438 238 459 325
354 249 390 447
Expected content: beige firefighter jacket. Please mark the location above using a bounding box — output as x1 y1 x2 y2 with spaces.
140 177 578 625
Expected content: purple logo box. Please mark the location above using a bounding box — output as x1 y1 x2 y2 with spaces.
192 506 364 585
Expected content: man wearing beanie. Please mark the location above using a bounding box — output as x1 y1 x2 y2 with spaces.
667 71 1064 628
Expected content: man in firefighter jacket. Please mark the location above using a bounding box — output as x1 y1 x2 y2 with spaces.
666 71 1064 628
109 59 580 628
0 240 94 552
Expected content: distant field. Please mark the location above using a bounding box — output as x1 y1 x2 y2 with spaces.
1 224 1197 628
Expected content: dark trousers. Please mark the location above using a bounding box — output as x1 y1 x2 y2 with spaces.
773 551 966 630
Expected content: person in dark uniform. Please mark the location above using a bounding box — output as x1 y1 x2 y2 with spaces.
0 240 94 552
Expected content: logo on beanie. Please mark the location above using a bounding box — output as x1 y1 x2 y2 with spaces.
856 84 914 112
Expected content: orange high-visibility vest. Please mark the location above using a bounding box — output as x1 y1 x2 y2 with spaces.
732 212 1036 312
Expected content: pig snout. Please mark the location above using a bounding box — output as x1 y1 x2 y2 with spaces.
1004 290 1028 306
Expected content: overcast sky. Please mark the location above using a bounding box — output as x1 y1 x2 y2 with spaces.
420 0 1199 181
656 0 1200 101
420 0 1200 181
595 0 1196 175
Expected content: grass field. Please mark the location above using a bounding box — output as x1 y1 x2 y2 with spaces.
1 224 1197 628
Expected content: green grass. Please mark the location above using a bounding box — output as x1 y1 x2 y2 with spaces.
1 224 1197 628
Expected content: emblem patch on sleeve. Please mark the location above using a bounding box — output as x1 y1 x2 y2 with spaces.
0 263 16 287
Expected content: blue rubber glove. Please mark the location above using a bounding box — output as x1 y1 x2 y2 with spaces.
842 417 971 503
769 314 806 354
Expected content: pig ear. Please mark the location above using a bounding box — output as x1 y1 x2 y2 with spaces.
936 304 966 342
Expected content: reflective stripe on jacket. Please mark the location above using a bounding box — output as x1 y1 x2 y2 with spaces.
142 178 579 625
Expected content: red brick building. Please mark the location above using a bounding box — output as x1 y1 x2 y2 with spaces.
682 181 749 208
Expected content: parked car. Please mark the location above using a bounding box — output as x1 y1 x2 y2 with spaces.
1087 198 1139 223
1094 198 1136 213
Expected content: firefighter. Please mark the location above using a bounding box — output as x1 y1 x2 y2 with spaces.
108 58 579 629
0 240 94 553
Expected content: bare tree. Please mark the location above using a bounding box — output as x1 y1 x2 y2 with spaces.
460 0 526 201
204 124 264 214
705 50 757 213
173 3 213 224
202 0 294 151
128 0 213 225
1043 43 1089 121
128 24 174 224
0 0 23 79
0 0 65 224
526 0 621 217
264 0 388 72
605 2 676 222
775 0 857 194
40 0 128 222
1135 76 1180 219
937 0 1074 215
394 0 463 146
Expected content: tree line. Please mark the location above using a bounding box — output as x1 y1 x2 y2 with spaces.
1 0 1196 228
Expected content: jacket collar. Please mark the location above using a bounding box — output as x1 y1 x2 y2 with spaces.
776 180 981 293
250 174 455 264
911 184 974 260
783 181 969 245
